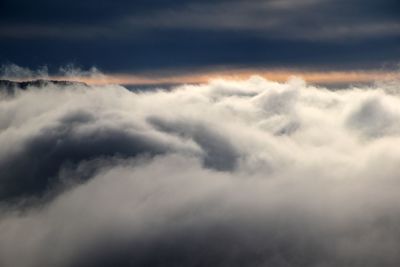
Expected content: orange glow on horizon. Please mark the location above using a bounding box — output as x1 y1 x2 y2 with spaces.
20 69 400 86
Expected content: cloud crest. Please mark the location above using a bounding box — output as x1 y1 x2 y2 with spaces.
1 76 400 266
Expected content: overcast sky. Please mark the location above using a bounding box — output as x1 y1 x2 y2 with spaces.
1 0 399 76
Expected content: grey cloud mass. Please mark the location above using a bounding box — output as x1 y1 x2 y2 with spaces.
1 75 400 266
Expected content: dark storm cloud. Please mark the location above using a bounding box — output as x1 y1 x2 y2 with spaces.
0 0 399 73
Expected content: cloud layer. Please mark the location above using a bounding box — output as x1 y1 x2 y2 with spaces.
1 76 400 266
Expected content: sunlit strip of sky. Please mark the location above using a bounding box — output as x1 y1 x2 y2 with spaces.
12 69 398 86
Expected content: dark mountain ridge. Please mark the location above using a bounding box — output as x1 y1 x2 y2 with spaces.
0 79 87 92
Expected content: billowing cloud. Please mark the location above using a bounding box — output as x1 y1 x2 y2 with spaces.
1 75 400 266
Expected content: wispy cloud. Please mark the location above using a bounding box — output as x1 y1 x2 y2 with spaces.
123 0 400 40
1 0 399 41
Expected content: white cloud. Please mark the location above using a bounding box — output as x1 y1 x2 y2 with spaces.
1 75 400 266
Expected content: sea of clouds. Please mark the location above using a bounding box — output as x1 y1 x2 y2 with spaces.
1 74 400 267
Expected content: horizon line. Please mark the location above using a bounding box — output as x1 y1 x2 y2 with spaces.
4 69 400 86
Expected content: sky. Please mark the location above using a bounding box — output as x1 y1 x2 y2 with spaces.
0 0 399 84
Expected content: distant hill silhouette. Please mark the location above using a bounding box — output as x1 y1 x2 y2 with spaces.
0 79 87 93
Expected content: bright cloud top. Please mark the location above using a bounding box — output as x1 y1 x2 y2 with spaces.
1 76 400 267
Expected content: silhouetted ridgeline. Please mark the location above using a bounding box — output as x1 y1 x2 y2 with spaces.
0 79 88 94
